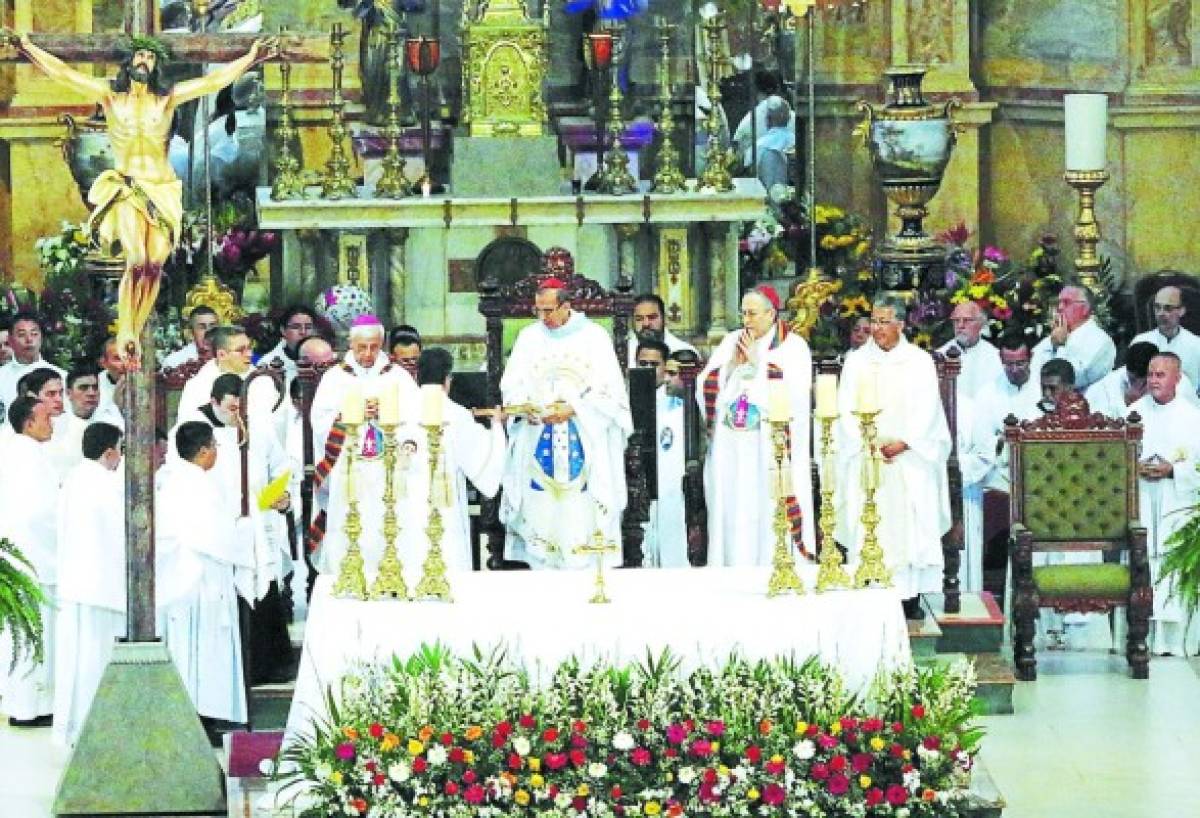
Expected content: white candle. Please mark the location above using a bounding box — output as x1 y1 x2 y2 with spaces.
377 382 401 425
1064 93 1107 171
854 372 880 414
767 380 791 422
421 383 445 426
814 373 838 418
341 384 365 425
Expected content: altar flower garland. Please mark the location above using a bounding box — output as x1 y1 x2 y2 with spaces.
277 646 983 818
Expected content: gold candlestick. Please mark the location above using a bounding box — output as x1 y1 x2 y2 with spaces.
413 421 453 601
270 29 306 201
698 12 735 193
332 421 369 599
815 414 851 592
321 22 358 200
651 21 685 194
574 529 618 604
853 408 892 588
766 420 805 597
596 29 637 197
375 23 411 199
1064 169 1109 298
370 424 409 600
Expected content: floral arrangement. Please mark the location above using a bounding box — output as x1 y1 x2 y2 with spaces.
277 645 983 818
739 194 873 290
34 221 90 287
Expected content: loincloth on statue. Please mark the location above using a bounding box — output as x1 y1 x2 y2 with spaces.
86 170 183 253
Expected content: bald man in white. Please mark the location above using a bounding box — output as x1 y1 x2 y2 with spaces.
1131 285 1200 391
938 301 1005 398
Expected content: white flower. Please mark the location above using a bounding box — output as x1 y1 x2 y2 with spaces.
902 768 922 792
791 740 815 760
427 745 448 766
555 792 573 809
677 767 697 784
612 731 635 751
589 762 608 779
389 762 411 783
513 736 531 756
315 762 333 780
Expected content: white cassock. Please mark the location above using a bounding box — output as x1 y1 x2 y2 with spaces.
0 358 66 424
626 329 698 366
981 378 1042 493
700 322 814 566
160 341 200 371
1086 367 1199 419
52 459 126 747
156 459 254 723
97 371 119 415
956 395 997 595
257 341 298 381
1131 327 1200 391
937 338 1005 399
177 360 283 444
501 312 633 569
643 387 688 568
312 354 420 576
1030 317 1116 391
835 338 952 598
46 411 91 480
395 399 506 571
1130 393 1200 656
0 434 59 720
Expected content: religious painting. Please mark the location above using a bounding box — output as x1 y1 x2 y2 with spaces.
978 0 1123 87
867 119 953 181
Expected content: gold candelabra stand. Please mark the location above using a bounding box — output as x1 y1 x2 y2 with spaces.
574 529 618 604
370 424 409 600
815 413 852 592
374 24 411 199
1064 169 1109 298
651 21 685 194
699 11 735 193
766 421 805 597
270 29 306 201
596 28 637 196
332 421 369 599
413 422 453 601
321 22 358 200
852 408 892 588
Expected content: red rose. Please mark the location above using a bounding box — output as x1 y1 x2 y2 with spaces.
706 720 726 737
441 732 454 746
611 785 623 799
351 798 368 813
572 797 588 812
746 745 762 764
762 783 786 806
637 719 651 731
497 721 514 737
923 736 941 751
886 784 908 806
829 755 847 773
545 753 568 770
519 713 537 729
863 718 884 733
444 781 460 796
764 758 785 775
364 761 378 773
890 744 905 758
818 734 839 750
827 773 850 796
702 768 718 786
412 757 428 773
572 720 587 734
666 724 687 745
844 730 858 744
449 747 465 764
806 724 820 738
851 753 872 774
549 785 559 798
690 739 713 757
571 734 589 749
631 747 652 766
911 704 926 719
811 763 830 781
492 732 507 748
508 753 522 770
664 748 679 759
464 784 486 804
463 770 478 784
698 782 718 804
891 722 904 734
373 774 386 786
543 728 560 743
839 717 858 731
369 722 384 739
865 787 884 807
569 749 586 767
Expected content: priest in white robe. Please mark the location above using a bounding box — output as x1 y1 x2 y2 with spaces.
700 286 814 565
177 324 282 444
500 277 633 569
638 342 689 568
46 365 103 478
256 305 319 381
311 316 419 577
95 337 126 418
1030 285 1116 390
627 294 699 365
0 313 65 424
52 422 125 747
0 397 59 725
160 305 218 371
834 296 952 611
156 421 254 724
938 301 1005 398
1131 352 1200 656
1131 285 1200 389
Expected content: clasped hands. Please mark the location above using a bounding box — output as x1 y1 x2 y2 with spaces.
733 329 758 368
877 439 908 463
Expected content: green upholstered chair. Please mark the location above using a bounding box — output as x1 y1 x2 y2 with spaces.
1004 403 1151 681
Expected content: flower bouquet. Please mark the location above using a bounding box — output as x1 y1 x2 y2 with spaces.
277 645 983 818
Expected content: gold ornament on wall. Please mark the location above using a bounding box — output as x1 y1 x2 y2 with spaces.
460 0 548 137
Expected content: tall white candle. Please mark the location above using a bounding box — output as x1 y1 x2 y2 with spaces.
767 380 791 422
421 383 445 426
377 382 401 425
814 373 838 418
341 384 365 425
854 371 880 414
1064 93 1107 171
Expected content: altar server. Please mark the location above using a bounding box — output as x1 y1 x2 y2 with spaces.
835 296 952 618
1131 352 1200 656
0 312 65 425
699 285 813 566
156 421 253 724
956 394 998 595
639 343 689 568
52 422 126 747
160 305 218 371
0 397 59 726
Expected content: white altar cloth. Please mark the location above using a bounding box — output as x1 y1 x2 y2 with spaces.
283 567 911 746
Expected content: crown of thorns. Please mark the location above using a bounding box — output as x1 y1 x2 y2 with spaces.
123 35 171 65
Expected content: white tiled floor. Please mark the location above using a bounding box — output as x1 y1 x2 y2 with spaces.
3 653 1198 818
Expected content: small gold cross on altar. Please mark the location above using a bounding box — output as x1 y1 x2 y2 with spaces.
573 529 618 604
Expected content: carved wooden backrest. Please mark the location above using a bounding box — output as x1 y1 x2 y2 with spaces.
155 355 209 432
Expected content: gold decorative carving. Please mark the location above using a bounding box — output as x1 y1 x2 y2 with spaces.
461 0 548 137
184 272 243 323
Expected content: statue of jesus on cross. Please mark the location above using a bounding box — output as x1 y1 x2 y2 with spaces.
5 30 278 361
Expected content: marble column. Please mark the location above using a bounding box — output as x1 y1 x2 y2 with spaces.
705 222 731 340
387 227 410 327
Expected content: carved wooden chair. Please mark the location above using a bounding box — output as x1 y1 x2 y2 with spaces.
1004 406 1150 681
1133 270 1200 335
477 246 640 569
156 355 210 432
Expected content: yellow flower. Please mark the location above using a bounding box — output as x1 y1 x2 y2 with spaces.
527 757 539 772
645 801 663 816
826 206 845 221
992 296 1008 309
795 721 809 735
463 750 476 764
464 725 483 741
829 722 843 736
968 284 988 299
903 749 912 760
950 293 966 304
418 796 429 807
747 788 760 801
857 269 873 282
577 784 590 797
664 772 674 782
820 235 839 251
869 737 886 752
330 771 343 785
717 764 729 777
530 773 545 789
814 205 830 225
407 739 424 756
854 240 870 258
859 775 872 789
515 790 531 806
914 332 933 350
380 733 400 753
72 230 88 245
837 234 856 248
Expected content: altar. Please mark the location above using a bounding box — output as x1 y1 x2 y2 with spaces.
282 567 912 747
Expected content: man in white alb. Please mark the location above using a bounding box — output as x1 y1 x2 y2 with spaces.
1031 285 1115 390
938 301 1005 398
1130 285 1200 391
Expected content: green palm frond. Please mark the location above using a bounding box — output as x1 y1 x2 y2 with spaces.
0 538 46 671
1162 502 1200 629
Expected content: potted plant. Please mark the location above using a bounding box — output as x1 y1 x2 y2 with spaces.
1160 493 1200 654
0 538 46 671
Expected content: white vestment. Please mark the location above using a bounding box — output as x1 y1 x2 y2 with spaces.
937 338 1005 400
156 459 254 722
835 338 952 598
312 354 419 576
0 358 66 428
1131 394 1200 656
1131 326 1200 392
97 371 118 414
1031 317 1116 390
626 329 699 365
46 411 90 480
160 341 199 371
643 387 688 568
257 340 298 381
177 359 283 445
0 434 59 719
501 312 633 569
1085 367 1199 420
52 459 126 746
956 395 997 594
981 377 1042 492
700 323 814 566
